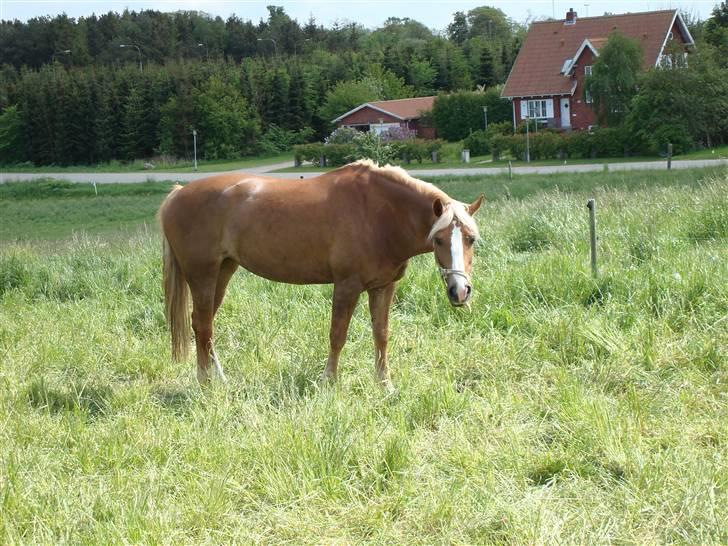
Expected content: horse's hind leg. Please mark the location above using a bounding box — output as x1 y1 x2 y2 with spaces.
188 264 226 384
368 282 396 390
322 279 362 382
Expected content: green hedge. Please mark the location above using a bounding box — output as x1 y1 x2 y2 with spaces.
490 128 632 161
294 138 443 167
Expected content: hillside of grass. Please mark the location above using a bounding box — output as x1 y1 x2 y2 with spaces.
0 168 726 543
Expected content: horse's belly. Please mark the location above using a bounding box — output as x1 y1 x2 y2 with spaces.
233 237 334 285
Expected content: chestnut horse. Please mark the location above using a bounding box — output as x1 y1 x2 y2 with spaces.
158 160 483 387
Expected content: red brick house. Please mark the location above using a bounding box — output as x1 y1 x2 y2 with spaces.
332 96 437 139
501 9 694 131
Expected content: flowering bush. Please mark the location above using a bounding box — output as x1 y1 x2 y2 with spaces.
324 127 360 145
380 126 417 142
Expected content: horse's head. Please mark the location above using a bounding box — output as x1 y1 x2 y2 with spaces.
429 195 484 307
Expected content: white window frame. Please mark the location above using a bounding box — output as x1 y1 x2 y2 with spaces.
584 65 593 104
527 99 548 120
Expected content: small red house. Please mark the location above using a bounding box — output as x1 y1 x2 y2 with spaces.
332 96 436 139
502 9 694 131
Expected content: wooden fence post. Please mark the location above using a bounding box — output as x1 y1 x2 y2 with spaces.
667 143 673 170
587 199 597 278
508 160 512 180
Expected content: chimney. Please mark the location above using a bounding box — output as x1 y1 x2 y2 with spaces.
565 8 577 25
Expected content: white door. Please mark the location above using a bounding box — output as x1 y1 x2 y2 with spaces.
560 98 571 128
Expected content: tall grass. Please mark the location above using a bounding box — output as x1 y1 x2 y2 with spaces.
0 170 726 543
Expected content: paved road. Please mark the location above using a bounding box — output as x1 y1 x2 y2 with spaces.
2 158 726 184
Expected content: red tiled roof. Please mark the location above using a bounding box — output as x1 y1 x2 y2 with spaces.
334 96 435 123
368 96 435 119
502 10 684 98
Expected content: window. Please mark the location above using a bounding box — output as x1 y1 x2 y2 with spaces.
527 99 548 119
584 66 593 103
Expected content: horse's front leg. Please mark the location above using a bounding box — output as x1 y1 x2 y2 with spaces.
368 282 396 389
322 279 362 382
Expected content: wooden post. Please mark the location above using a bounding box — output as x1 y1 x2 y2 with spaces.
667 143 673 170
508 160 512 180
587 199 597 278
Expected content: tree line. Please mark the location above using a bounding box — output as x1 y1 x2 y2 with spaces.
0 6 524 165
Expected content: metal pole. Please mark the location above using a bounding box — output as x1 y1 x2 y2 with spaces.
667 142 673 170
192 129 198 171
525 116 530 163
197 43 208 60
587 199 597 278
483 106 488 132
120 44 142 72
508 160 512 180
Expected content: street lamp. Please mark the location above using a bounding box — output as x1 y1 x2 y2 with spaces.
51 49 71 64
192 129 198 171
257 38 278 56
525 115 531 163
119 43 142 72
483 106 488 132
197 42 208 60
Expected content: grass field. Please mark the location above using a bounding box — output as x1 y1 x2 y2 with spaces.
1 168 726 543
1 152 292 174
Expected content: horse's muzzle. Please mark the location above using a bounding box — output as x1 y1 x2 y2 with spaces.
447 280 472 306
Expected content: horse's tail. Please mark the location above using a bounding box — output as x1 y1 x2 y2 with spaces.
158 185 190 362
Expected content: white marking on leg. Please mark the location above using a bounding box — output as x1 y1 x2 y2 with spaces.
210 350 227 382
450 224 465 271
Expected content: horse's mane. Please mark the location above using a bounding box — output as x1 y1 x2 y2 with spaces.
347 159 479 239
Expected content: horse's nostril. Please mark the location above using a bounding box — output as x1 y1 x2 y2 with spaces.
466 285 472 296
448 285 458 300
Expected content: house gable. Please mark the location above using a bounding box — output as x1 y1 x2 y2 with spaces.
502 9 687 100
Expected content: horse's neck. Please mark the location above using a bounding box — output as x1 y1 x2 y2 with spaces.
376 177 439 259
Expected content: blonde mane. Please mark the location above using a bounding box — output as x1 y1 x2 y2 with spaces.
348 159 479 240
427 201 479 240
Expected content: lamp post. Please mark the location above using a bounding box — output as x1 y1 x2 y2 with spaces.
525 115 531 163
51 49 71 76
257 37 278 56
483 105 488 132
119 43 142 72
197 42 208 60
192 129 198 171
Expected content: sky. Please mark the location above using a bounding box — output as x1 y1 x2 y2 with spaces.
0 0 718 31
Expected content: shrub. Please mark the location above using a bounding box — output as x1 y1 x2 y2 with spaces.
463 130 490 156
433 88 512 141
325 126 360 145
260 125 315 154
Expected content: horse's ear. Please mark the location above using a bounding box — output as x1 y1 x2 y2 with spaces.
433 198 444 218
468 194 485 216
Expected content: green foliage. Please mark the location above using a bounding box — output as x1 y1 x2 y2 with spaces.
319 79 381 128
0 105 26 164
192 76 261 159
626 56 728 153
1 170 726 543
259 125 315 154
584 31 643 125
433 89 512 141
489 128 632 160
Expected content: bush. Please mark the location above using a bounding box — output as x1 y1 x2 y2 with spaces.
259 125 315 154
433 88 512 141
463 130 490 156
325 126 360 145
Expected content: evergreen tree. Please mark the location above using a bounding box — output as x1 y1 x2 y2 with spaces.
478 45 497 88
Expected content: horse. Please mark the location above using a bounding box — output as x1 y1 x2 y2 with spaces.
158 159 483 387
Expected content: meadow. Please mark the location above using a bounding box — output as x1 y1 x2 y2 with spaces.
0 168 726 543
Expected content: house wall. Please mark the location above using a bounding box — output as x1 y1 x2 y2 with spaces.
569 47 598 130
337 106 436 139
337 107 401 126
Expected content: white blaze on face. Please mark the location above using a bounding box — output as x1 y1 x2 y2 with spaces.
450 224 465 271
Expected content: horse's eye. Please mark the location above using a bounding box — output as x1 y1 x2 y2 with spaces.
434 238 443 246
465 236 476 246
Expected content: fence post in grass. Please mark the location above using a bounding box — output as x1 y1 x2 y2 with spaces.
587 198 598 278
667 142 673 170
508 160 512 180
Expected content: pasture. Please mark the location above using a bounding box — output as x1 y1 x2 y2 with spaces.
1 168 726 543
